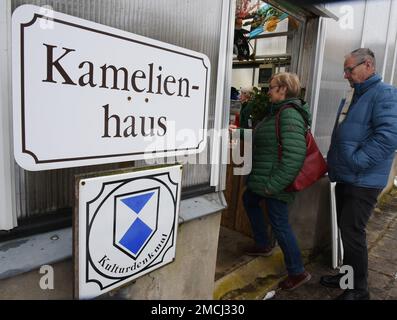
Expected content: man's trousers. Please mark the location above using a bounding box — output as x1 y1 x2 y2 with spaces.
335 183 382 291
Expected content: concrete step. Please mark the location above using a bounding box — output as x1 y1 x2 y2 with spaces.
214 226 318 300
214 226 289 300
214 247 287 300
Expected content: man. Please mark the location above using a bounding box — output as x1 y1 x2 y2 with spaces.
229 86 254 136
239 86 254 129
322 48 397 300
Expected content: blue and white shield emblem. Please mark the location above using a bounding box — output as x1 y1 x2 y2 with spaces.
81 165 181 300
113 187 160 259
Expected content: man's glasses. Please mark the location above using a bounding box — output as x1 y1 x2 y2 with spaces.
344 60 366 75
268 85 279 91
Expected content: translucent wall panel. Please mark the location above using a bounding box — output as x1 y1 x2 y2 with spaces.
255 19 288 56
360 0 390 76
255 35 288 56
383 0 397 85
231 68 255 89
314 1 366 154
315 0 397 155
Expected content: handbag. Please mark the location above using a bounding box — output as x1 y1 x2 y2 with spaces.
275 105 328 192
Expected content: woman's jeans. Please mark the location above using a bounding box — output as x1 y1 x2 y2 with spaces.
243 188 304 275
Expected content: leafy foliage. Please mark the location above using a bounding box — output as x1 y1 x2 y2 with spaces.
250 87 271 126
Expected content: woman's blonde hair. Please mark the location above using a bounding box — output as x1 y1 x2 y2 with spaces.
270 72 301 98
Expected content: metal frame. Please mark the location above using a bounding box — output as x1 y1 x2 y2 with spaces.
381 0 394 81
210 0 234 191
296 18 307 77
0 0 17 231
360 0 368 48
310 17 327 135
219 0 238 192
330 182 343 269
391 29 397 85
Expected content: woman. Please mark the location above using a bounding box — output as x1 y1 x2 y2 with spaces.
243 72 311 291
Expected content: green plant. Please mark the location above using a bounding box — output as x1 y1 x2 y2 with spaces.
250 87 271 126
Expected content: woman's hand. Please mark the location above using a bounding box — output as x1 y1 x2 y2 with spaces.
229 124 238 131
264 188 272 195
229 124 238 136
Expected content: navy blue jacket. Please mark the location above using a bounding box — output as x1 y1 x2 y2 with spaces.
327 74 397 189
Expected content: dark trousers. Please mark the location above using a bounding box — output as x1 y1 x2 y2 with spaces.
335 183 381 291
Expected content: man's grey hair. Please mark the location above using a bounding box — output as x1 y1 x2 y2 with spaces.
346 48 376 68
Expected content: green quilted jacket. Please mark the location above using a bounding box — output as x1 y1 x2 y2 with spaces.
247 98 311 203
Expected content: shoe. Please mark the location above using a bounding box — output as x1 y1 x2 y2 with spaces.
245 245 274 257
320 274 343 288
279 271 312 291
335 289 370 300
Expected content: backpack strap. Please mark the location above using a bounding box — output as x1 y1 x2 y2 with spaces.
275 104 310 162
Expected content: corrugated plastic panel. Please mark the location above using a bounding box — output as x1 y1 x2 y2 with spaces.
315 0 397 154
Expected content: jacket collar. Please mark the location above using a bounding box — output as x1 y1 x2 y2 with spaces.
270 97 302 114
353 74 381 96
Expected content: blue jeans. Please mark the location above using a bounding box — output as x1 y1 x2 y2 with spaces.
243 188 305 275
